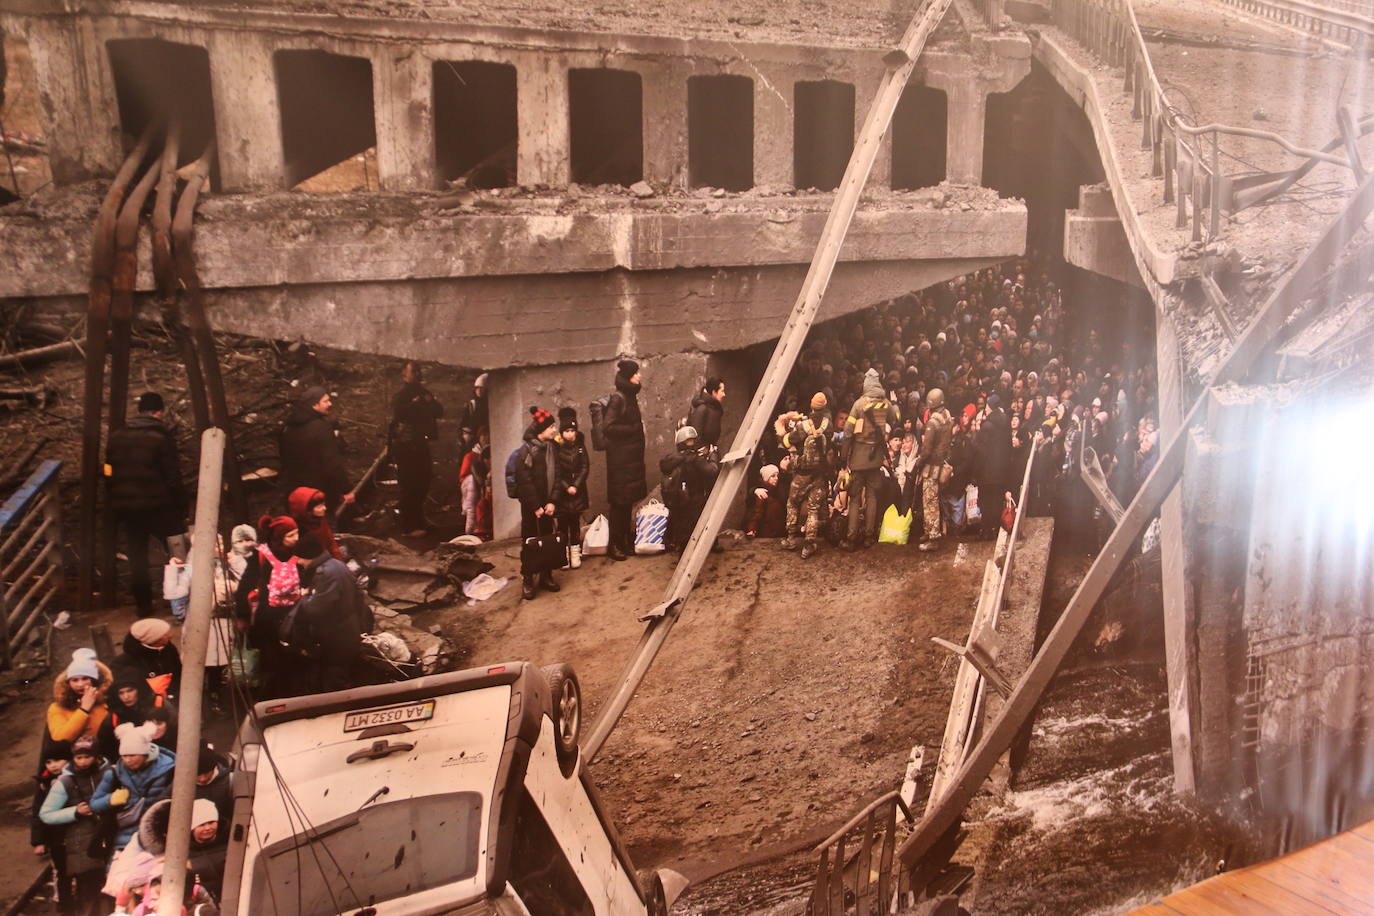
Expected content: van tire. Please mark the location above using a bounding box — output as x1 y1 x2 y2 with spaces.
644 872 669 916
542 663 581 777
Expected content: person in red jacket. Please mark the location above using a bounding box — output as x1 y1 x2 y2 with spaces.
288 487 344 560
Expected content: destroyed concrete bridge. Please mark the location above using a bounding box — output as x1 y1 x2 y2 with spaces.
2 0 1373 908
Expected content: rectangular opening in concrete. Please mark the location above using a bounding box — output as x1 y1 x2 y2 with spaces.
793 79 854 191
274 49 377 188
106 38 218 169
433 60 517 189
891 84 946 190
568 68 642 186
687 74 753 191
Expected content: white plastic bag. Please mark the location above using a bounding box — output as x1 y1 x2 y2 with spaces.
966 484 982 523
163 561 190 600
634 499 669 555
461 572 508 602
582 514 610 556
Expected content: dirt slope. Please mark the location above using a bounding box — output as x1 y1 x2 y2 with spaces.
440 536 991 871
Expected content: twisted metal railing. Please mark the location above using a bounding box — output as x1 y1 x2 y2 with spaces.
1217 0 1374 46
808 791 915 915
1050 0 1367 241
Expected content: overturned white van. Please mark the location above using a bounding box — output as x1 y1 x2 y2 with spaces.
220 662 680 915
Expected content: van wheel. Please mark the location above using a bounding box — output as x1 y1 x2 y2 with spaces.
542 663 581 776
643 872 669 916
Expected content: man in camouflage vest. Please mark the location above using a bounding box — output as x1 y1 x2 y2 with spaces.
916 387 954 551
777 393 833 559
841 368 900 551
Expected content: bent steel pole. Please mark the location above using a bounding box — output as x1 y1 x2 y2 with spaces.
100 155 165 606
152 124 211 434
583 0 956 762
898 166 1374 869
157 428 225 916
174 144 248 523
78 128 154 613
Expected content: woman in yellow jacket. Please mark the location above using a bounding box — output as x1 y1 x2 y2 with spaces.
46 648 113 743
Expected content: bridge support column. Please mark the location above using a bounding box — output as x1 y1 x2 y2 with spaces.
753 66 795 190
1156 310 1200 795
209 30 287 191
1064 185 1145 287
642 62 689 190
22 17 122 184
924 36 1031 187
374 48 437 190
856 72 892 190
942 81 989 186
514 52 570 188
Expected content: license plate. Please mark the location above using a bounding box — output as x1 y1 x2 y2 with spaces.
343 700 436 732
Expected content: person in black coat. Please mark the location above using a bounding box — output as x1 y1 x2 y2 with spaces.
515 408 561 599
104 392 188 618
942 421 976 536
291 553 372 694
114 618 182 703
659 426 720 553
97 670 175 763
975 395 1013 539
686 377 726 453
279 385 352 511
603 360 648 560
553 408 590 569
194 745 235 825
389 362 444 536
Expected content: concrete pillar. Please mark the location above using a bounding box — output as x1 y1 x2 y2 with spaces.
373 47 437 191
752 68 794 190
1155 310 1199 796
488 352 715 539
24 17 122 184
208 30 287 191
514 52 569 188
942 81 988 186
641 62 688 190
855 73 892 191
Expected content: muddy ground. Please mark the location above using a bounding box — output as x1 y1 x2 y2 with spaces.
454 537 988 869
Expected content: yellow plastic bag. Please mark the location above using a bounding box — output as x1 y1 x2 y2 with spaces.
878 504 912 545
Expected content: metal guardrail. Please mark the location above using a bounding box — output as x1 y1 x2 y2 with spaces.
0 459 64 668
1217 0 1374 46
808 791 914 915
1049 0 1365 241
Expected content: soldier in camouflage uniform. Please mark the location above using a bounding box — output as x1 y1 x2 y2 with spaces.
776 393 833 559
915 387 954 551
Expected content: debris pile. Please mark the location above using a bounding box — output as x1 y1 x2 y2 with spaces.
341 534 503 675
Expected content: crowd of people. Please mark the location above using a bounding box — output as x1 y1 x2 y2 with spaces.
29 250 1165 912
736 255 1164 557
32 637 228 915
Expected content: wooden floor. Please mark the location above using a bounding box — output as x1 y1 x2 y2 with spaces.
1129 820 1374 914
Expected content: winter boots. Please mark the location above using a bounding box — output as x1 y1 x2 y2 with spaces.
568 545 582 569
800 540 817 560
522 571 561 599
780 536 799 551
